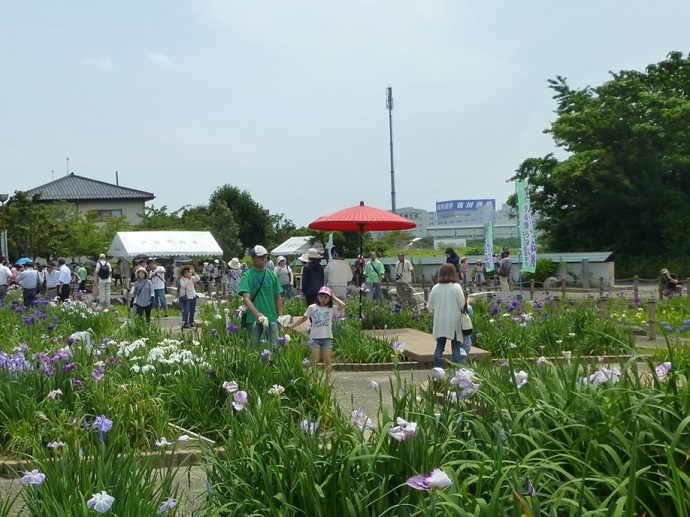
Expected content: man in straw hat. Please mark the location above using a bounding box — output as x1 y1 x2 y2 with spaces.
238 245 284 349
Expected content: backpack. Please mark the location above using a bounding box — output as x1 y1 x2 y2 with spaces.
461 302 473 336
98 263 110 280
498 259 511 277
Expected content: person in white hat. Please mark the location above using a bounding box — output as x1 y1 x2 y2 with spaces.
227 258 243 297
274 256 293 299
300 248 324 306
238 245 284 348
94 253 112 305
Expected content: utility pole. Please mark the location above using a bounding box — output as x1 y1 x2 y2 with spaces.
386 86 396 214
66 157 69 176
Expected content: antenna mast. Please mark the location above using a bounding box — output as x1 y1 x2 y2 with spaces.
386 86 396 214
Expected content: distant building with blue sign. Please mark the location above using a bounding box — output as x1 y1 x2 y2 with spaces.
378 198 538 243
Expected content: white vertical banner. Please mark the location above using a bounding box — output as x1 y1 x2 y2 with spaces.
483 221 495 272
0 232 6 259
326 233 334 261
516 181 537 273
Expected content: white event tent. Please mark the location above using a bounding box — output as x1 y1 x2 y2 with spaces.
271 236 320 257
108 231 223 259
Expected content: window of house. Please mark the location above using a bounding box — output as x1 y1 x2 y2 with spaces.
95 209 123 221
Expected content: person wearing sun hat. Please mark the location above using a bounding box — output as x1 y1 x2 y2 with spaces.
286 285 345 373
274 256 293 299
227 258 243 297
238 245 284 348
300 248 324 306
660 268 683 297
131 267 154 323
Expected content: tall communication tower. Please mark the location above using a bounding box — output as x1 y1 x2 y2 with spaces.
386 86 396 214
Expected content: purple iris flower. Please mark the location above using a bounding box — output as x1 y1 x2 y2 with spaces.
91 415 113 442
406 469 453 491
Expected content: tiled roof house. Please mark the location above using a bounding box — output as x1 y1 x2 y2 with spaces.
24 173 154 224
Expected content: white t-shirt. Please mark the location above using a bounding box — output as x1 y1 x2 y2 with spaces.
305 304 336 340
394 260 414 283
149 268 166 290
324 260 353 287
0 265 11 285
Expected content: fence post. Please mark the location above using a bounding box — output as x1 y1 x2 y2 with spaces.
687 278 690 298
550 295 560 316
659 276 663 300
599 277 604 297
596 296 609 317
633 275 639 303
529 279 535 300
647 298 656 340
423 287 429 302
561 279 567 298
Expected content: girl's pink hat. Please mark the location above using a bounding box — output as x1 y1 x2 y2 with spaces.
318 286 333 298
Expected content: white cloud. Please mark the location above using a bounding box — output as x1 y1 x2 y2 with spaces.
146 51 174 68
84 56 114 73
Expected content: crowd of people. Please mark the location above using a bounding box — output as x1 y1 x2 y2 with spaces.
5 247 684 375
0 256 82 308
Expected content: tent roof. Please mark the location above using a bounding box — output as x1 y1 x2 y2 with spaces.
108 231 223 258
271 236 321 256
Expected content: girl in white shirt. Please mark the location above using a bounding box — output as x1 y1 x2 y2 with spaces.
286 286 345 373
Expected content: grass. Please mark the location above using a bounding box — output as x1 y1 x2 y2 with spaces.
1 290 689 515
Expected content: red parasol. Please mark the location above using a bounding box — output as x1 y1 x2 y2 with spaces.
309 201 416 318
309 201 417 234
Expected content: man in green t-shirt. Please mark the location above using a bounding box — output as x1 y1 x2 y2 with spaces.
238 245 284 348
364 251 385 302
74 264 88 292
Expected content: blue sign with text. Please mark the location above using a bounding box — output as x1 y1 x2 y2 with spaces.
435 199 495 212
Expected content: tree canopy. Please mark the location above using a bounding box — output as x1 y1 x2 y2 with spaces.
511 51 690 275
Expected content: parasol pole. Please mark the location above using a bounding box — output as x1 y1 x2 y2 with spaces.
358 222 365 321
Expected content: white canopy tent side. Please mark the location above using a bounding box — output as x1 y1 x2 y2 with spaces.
108 231 223 259
271 236 322 257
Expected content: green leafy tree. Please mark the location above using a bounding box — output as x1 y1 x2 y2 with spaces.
67 211 132 259
511 52 690 275
266 213 296 250
208 199 242 260
6 192 75 260
210 185 271 250
135 205 184 230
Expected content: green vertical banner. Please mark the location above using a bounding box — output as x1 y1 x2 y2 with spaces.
516 181 537 273
483 221 495 272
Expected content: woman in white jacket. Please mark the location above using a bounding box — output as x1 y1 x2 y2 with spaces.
427 263 467 367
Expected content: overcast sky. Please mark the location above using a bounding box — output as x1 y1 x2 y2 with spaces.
2 1 688 228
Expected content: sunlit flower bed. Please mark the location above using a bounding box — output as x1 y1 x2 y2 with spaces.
1 292 689 515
